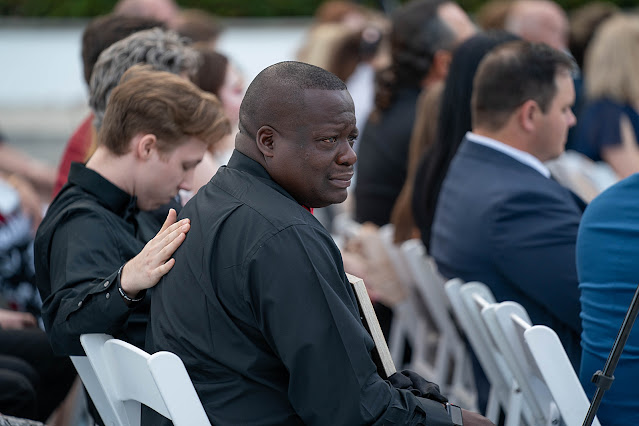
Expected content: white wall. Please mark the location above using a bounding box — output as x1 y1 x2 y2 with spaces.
0 18 310 108
0 18 310 164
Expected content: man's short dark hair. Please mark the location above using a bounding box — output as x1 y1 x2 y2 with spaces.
239 61 347 138
471 40 576 131
81 13 165 86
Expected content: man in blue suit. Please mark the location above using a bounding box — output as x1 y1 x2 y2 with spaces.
431 40 584 368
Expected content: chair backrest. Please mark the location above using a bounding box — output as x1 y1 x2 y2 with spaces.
78 333 210 426
449 280 541 425
446 280 517 422
401 240 454 335
448 281 502 386
372 226 435 372
400 240 477 410
524 325 601 426
378 223 414 291
482 302 560 426
400 239 457 334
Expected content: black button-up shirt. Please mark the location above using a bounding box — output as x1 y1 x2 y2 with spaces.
34 162 150 355
146 151 452 425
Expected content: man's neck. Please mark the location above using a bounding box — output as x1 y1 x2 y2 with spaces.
85 147 136 197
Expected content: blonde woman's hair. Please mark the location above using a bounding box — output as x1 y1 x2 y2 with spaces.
585 14 639 103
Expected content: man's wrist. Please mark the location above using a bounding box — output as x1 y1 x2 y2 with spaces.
415 397 454 425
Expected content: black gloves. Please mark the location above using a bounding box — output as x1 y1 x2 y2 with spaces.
388 369 448 403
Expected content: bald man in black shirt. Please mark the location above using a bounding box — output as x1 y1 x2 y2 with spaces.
147 61 492 426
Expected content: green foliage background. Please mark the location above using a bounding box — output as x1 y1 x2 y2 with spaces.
0 0 636 17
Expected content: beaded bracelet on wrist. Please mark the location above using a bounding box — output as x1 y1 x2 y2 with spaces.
116 264 144 303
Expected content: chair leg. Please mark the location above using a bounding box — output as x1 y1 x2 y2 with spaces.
388 310 406 367
504 382 523 426
485 386 500 423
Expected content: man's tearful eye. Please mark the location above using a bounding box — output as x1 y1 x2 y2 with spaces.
322 136 338 144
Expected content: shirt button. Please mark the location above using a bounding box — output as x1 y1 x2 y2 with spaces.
105 293 110 299
104 281 109 288
78 301 83 307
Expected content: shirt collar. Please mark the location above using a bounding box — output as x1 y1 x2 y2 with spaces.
465 131 551 178
226 149 271 180
67 162 138 217
226 150 314 213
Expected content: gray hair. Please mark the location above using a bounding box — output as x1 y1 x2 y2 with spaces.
89 27 200 129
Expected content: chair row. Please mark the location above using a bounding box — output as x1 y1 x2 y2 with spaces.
374 223 478 410
445 279 600 426
356 221 599 425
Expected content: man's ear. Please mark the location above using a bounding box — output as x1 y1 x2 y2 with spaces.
518 100 539 133
135 134 158 160
256 126 276 159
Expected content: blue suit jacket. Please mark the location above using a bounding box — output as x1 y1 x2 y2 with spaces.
431 138 585 367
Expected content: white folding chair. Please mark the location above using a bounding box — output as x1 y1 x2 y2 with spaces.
524 325 601 426
75 333 210 426
400 240 477 410
482 302 561 426
387 294 436 373
377 225 438 371
445 280 524 425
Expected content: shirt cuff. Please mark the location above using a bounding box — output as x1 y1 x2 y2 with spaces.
418 397 453 426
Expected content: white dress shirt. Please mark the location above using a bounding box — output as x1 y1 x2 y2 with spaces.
465 131 551 178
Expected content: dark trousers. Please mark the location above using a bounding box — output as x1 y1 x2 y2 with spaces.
0 329 76 422
0 355 37 419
